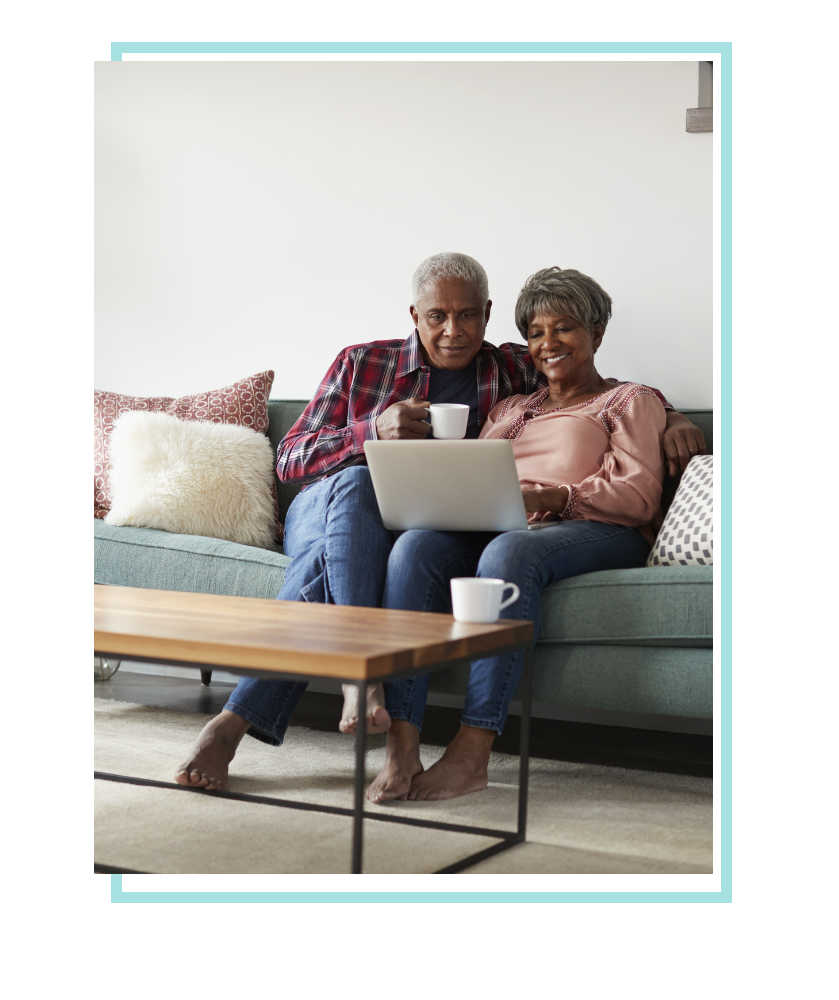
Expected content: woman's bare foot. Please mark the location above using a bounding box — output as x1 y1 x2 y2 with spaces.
366 721 424 803
339 683 392 735
407 725 496 801
174 710 251 791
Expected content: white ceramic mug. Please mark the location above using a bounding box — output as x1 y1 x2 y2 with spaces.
450 577 521 624
428 403 469 440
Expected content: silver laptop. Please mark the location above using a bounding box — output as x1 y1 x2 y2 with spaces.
363 439 556 532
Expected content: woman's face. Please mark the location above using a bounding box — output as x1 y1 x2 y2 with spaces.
526 311 603 386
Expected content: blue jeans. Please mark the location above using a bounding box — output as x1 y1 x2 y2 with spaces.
382 521 651 734
224 466 395 744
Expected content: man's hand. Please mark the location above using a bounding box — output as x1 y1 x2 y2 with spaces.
521 486 569 522
375 397 431 440
663 411 707 477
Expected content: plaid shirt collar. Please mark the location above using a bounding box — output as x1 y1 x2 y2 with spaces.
396 329 501 379
395 329 426 378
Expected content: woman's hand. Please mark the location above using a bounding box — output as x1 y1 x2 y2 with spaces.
521 486 569 522
663 411 706 477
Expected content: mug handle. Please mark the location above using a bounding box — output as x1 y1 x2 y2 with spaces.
499 582 520 612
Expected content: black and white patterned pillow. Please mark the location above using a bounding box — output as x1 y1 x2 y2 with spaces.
647 455 713 567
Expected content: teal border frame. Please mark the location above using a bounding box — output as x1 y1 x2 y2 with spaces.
106 40 732 904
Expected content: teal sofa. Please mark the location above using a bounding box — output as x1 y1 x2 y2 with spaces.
94 403 713 723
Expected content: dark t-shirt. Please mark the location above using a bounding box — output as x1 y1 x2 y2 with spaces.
427 359 480 438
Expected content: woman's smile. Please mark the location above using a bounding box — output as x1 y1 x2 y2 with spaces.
540 351 571 369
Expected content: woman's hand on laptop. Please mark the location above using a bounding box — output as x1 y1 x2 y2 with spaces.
522 486 570 523
375 397 432 440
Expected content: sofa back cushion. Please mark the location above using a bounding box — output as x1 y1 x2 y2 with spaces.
268 400 310 523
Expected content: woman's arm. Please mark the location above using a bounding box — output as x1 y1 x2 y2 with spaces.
555 389 667 526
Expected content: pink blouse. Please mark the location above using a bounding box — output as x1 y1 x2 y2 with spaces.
479 383 666 546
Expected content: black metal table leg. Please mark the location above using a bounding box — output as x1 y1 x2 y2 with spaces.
95 637 533 874
351 679 367 873
517 646 533 838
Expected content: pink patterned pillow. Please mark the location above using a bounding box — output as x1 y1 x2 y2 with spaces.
94 371 278 534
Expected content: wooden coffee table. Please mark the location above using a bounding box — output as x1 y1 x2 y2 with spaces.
94 585 534 875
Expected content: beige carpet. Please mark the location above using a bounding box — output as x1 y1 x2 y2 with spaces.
94 698 713 875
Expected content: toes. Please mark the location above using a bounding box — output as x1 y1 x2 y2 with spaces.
174 769 190 786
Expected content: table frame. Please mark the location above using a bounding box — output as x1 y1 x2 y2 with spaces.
94 642 533 875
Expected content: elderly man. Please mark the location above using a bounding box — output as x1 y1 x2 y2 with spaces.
176 252 704 791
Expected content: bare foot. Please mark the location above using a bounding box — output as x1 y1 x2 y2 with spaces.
174 710 251 791
366 721 424 803
407 725 496 801
339 683 392 735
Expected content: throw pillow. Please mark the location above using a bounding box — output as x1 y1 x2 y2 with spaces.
104 411 277 548
94 370 276 526
646 454 714 567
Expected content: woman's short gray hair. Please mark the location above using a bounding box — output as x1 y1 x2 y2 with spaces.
514 267 612 339
411 252 490 306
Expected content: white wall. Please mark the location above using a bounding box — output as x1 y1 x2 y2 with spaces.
95 60 712 408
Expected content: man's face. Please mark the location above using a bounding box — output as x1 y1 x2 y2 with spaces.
410 278 492 370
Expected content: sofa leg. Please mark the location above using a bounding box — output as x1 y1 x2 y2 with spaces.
200 670 212 686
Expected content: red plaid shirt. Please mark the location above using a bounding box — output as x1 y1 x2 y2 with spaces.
277 330 671 484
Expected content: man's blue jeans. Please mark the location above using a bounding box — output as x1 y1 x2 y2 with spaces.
223 466 395 744
382 521 651 734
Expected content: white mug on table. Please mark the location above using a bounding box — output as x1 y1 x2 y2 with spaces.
428 403 469 440
450 577 521 623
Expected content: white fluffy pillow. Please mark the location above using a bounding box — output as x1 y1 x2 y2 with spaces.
104 410 277 548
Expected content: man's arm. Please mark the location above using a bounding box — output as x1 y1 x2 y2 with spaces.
276 349 432 485
663 410 706 477
276 350 377 485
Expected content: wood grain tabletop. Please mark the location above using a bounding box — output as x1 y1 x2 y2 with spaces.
94 585 533 681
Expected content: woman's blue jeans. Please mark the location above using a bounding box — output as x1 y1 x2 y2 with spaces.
382 521 651 735
223 466 395 745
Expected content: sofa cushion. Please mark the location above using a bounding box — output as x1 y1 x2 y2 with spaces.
267 400 309 522
429 644 712 719
537 565 712 646
94 520 290 599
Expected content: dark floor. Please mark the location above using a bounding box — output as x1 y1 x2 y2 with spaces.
95 669 712 778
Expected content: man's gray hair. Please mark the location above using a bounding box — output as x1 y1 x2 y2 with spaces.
411 252 490 306
514 267 612 339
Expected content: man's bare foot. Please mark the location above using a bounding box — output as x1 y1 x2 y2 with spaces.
407 725 496 801
339 683 392 735
366 720 423 803
174 710 251 791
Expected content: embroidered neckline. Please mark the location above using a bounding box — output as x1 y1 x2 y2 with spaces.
535 385 618 412
499 383 638 443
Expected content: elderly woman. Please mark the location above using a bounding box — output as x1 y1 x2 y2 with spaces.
367 266 666 803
